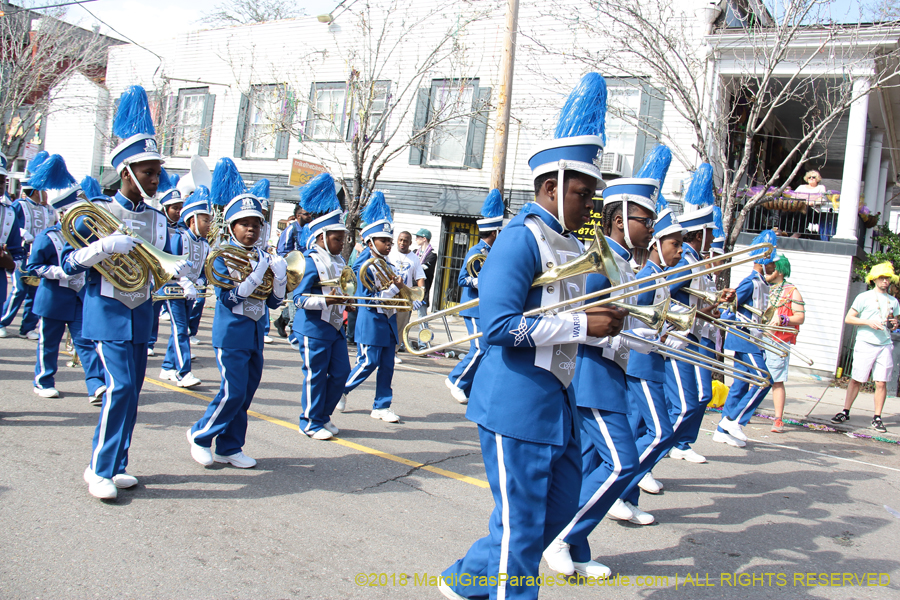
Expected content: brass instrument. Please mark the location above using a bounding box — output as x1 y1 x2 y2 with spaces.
677 292 788 357
301 265 412 310
606 298 695 335
59 201 189 293
402 225 773 355
205 247 305 300
728 309 815 366
65 328 81 368
18 265 40 287
465 250 488 278
152 284 214 301
359 256 424 304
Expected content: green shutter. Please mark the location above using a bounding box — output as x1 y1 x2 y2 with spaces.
464 86 491 169
198 93 216 157
233 93 250 158
408 87 430 165
633 84 665 170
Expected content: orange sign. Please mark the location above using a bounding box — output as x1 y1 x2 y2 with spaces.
574 199 604 243
289 158 327 187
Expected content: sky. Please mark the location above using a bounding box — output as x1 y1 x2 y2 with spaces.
53 0 343 44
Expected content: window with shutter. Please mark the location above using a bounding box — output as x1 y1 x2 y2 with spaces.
243 84 289 159
464 86 491 169
174 87 209 157
234 93 250 158
408 88 430 165
346 80 390 143
305 82 347 142
198 93 216 157
411 79 487 169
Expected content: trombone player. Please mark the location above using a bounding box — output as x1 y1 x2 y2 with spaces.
61 85 192 500
292 173 350 440
444 188 505 404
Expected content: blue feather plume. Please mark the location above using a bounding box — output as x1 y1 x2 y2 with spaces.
80 176 103 200
554 72 608 142
170 174 180 189
299 173 339 215
480 188 504 219
157 168 174 193
363 191 391 224
27 154 76 190
297 224 310 250
192 184 211 204
655 194 669 215
635 145 672 187
750 229 777 263
684 163 714 207
113 85 156 139
250 178 271 200
26 151 50 175
712 205 724 237
210 157 246 207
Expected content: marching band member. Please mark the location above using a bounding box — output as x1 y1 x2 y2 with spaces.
27 157 104 402
176 155 213 347
158 185 211 388
714 230 778 447
250 179 275 345
0 164 26 337
187 158 288 469
341 191 404 423
275 203 313 344
544 155 668 580
0 151 57 340
0 156 13 206
440 73 628 600
62 85 191 500
148 171 183 357
444 188 504 404
292 173 350 440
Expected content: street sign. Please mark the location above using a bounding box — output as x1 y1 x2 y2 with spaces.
288 158 327 187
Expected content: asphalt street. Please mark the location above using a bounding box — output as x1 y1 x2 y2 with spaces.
2 310 900 599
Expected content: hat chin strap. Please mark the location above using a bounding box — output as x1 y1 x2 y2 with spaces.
125 164 154 201
654 238 663 262
556 163 567 229
621 197 635 249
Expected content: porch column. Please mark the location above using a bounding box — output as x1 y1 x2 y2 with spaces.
863 131 884 212
834 77 871 241
875 159 889 223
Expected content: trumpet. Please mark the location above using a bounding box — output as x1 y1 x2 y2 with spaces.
152 284 214 301
359 256 424 304
465 251 487 278
300 265 413 311
609 298 696 335
59 201 189 293
402 224 774 355
205 247 305 300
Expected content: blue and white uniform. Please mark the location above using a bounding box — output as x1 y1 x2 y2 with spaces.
160 226 208 381
0 202 26 319
343 246 401 409
28 223 103 395
62 192 176 480
442 203 592 600
446 239 490 396
0 197 57 334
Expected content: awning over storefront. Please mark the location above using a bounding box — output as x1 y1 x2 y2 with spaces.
430 187 486 218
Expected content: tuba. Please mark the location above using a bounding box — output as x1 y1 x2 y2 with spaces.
59 201 189 293
205 247 305 300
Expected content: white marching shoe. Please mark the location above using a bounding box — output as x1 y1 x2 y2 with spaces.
214 451 257 468
638 472 663 494
147 347 156 356
669 447 707 463
159 368 177 381
177 372 202 388
625 502 655 525
719 416 748 441
190 336 199 346
445 378 469 404
112 472 139 489
323 420 339 435
25 330 39 340
712 429 746 448
187 428 213 466
336 394 347 412
0 326 8 338
542 538 575 576
34 387 60 398
371 408 400 423
84 467 117 500
607 498 634 521
263 335 273 344
89 385 107 407
573 560 612 579
310 428 333 440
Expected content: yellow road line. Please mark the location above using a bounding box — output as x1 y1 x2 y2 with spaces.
144 377 489 488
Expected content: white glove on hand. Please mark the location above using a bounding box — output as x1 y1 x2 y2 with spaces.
413 300 424 310
664 336 688 351
100 234 138 256
21 229 34 244
472 277 479 289
172 260 193 280
269 254 287 281
42 266 69 281
620 327 657 355
179 277 198 301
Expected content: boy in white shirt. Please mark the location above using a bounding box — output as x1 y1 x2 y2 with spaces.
387 230 425 361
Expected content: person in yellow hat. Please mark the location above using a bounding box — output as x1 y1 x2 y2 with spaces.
832 262 900 433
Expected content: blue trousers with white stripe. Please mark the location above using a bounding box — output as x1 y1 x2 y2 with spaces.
1 267 39 333
191 347 263 457
298 335 351 434
148 301 163 349
344 343 394 410
620 375 676 506
188 297 205 337
447 317 483 395
674 336 716 451
161 299 192 379
561 408 638 564
720 350 771 429
34 315 103 395
91 340 148 478
664 340 699 435
442 399 582 600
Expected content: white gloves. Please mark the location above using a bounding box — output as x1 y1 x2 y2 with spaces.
269 254 287 281
620 328 657 355
21 229 34 244
236 253 271 298
100 234 139 256
413 300 424 310
664 336 688 351
179 277 198 301
39 266 69 281
172 260 193 280
472 277 479 289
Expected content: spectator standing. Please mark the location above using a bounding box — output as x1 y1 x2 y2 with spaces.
387 231 425 363
764 255 805 433
832 262 900 433
274 204 312 338
414 229 437 348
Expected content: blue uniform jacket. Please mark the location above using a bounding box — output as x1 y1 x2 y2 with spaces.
667 243 701 306
572 237 631 412
626 259 667 383
458 239 490 319
28 224 84 321
211 240 284 350
61 192 175 343
351 247 399 347
1 204 26 298
723 270 764 353
466 203 585 446
276 222 305 257
292 246 345 342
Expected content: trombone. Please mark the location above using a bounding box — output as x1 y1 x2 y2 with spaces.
300 265 413 311
152 284 214 301
729 310 815 366
676 293 788 357
401 227 773 355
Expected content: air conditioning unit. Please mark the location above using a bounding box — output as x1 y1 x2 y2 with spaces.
599 152 624 177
